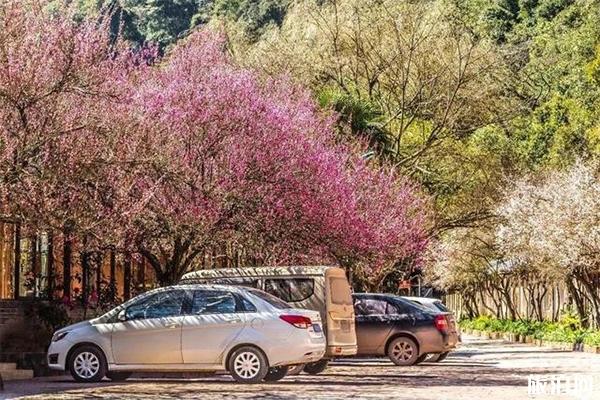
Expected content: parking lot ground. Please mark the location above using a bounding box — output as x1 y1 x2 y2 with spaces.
3 335 600 400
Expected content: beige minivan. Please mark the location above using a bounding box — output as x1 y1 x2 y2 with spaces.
180 266 357 374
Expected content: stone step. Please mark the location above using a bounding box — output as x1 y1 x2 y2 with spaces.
0 369 34 380
0 316 22 324
0 362 17 371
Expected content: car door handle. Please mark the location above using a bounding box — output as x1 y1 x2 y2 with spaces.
227 318 242 324
166 323 180 329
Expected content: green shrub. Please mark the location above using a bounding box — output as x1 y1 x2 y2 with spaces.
583 331 600 347
460 313 599 344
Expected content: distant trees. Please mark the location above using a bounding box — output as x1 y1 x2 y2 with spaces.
0 1 430 287
229 0 520 237
427 161 600 326
497 161 600 326
74 0 290 47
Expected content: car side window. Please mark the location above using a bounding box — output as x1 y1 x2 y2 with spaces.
386 301 400 315
191 290 237 315
354 298 387 315
238 295 258 312
126 290 186 320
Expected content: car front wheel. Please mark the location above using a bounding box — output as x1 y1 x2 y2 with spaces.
387 337 419 366
106 371 132 381
69 345 107 382
228 346 269 383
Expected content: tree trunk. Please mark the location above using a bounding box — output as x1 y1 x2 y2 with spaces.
577 270 600 328
139 236 203 287
47 233 54 300
13 223 20 300
124 253 131 300
109 249 116 301
566 275 588 328
62 228 72 300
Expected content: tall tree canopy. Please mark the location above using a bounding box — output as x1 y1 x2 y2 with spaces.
0 0 429 286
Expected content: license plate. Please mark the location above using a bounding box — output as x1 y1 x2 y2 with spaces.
312 323 322 333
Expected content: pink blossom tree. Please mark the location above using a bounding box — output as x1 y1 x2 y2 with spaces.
0 0 153 244
1 1 430 288
127 29 429 285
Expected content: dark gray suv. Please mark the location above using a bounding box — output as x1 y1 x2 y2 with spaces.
352 293 459 366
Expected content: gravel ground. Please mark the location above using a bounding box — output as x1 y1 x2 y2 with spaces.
2 335 600 400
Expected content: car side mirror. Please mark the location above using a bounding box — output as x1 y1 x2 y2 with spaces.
117 309 127 322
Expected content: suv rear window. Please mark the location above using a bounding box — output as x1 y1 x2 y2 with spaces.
329 277 352 305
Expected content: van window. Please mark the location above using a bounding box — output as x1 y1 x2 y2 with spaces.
248 289 291 310
329 277 352 305
264 278 314 302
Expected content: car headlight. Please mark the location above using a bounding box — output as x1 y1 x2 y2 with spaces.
52 331 70 342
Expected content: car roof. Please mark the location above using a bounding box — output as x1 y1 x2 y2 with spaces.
181 265 339 281
402 296 442 304
353 292 403 300
144 283 253 294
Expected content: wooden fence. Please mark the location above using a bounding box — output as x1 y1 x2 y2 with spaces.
444 282 572 322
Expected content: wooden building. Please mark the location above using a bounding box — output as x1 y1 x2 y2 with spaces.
0 221 154 303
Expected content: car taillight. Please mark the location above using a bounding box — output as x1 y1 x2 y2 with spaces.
280 315 312 329
434 315 449 333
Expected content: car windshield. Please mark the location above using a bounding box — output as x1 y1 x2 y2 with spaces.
433 301 449 312
248 288 292 310
396 297 435 313
98 289 159 321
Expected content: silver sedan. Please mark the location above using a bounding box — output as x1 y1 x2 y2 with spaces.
47 284 325 383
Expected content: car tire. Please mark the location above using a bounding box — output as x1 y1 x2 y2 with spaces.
303 359 329 375
106 371 132 381
287 364 305 375
228 346 269 383
435 351 449 362
69 345 107 383
387 336 420 366
264 366 289 381
414 353 428 365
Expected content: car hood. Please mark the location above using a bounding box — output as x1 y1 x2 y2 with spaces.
56 320 91 334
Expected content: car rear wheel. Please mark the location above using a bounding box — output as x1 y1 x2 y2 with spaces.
69 345 107 382
228 346 269 383
106 371 132 381
414 353 428 365
435 351 449 362
287 364 305 375
303 359 329 374
387 337 419 366
264 366 289 381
